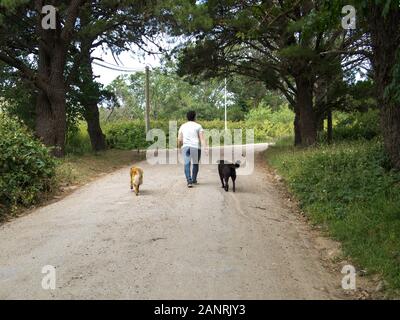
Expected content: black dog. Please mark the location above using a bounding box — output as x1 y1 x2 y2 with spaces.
218 160 241 192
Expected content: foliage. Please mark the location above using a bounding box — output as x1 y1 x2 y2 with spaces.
0 0 170 155
104 66 286 122
0 63 36 129
65 122 92 155
101 108 293 151
172 0 371 147
0 114 56 218
245 104 294 142
343 80 377 112
103 120 154 150
106 69 232 121
267 138 400 290
328 109 381 141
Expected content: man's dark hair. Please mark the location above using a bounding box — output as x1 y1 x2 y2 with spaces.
187 111 196 121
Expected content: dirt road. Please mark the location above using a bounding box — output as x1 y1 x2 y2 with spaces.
0 144 343 299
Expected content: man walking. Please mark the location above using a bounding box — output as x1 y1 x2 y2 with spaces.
178 111 209 188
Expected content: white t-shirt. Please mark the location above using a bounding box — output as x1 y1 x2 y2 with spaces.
178 121 204 149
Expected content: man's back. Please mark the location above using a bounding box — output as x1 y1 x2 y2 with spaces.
178 121 203 149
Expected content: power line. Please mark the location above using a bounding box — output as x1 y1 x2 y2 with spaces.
92 61 145 73
95 59 146 70
93 61 143 72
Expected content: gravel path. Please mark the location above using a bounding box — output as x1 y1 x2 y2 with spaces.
0 144 343 299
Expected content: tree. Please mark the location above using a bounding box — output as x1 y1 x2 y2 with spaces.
360 1 400 169
0 0 87 157
173 0 364 146
0 0 169 154
323 0 400 168
105 74 145 120
67 0 163 151
103 64 273 121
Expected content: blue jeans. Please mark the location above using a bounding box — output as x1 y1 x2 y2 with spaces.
182 147 201 183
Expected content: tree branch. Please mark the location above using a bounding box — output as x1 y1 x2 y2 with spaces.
61 0 87 43
0 51 48 92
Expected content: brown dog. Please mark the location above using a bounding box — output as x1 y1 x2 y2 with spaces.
130 167 143 196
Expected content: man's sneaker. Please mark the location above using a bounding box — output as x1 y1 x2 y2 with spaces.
188 183 193 188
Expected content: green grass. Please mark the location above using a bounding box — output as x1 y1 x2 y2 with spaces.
56 149 144 187
65 122 92 155
1 149 144 223
266 138 400 293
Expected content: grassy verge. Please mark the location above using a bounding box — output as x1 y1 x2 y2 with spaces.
266 138 400 294
55 149 144 189
2 149 144 223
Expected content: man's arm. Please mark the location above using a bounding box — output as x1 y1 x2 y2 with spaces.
178 131 183 148
199 131 209 154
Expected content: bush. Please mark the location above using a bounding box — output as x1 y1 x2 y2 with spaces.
103 119 257 150
102 114 292 151
0 115 56 218
201 120 251 145
104 120 155 150
267 138 400 291
332 109 380 141
245 104 294 141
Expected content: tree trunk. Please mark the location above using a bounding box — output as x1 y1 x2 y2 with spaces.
35 25 66 157
295 76 317 146
35 86 66 158
35 92 55 146
294 108 302 146
77 18 107 152
369 6 400 169
33 0 83 157
80 76 107 152
48 44 67 157
35 25 55 149
47 85 67 158
83 101 106 152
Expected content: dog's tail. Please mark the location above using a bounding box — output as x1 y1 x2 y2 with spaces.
130 168 134 190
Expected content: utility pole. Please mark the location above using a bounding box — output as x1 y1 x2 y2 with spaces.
224 77 228 131
145 66 151 134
